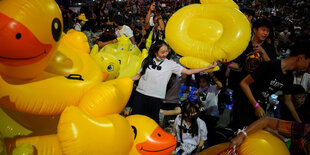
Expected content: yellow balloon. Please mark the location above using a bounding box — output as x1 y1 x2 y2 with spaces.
238 130 290 155
165 0 251 69
58 106 134 155
127 115 177 155
0 0 62 80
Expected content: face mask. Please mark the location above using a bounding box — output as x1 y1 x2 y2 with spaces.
295 32 301 35
156 56 163 61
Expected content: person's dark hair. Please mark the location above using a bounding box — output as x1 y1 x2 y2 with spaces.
291 84 306 95
290 40 310 58
252 18 272 30
180 101 199 142
140 40 168 76
241 8 255 17
113 15 125 26
199 74 212 85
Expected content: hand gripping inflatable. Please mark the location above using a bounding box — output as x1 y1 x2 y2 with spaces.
126 115 177 155
165 0 251 71
201 130 290 155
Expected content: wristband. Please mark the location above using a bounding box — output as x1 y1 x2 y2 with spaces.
254 102 259 109
236 127 247 137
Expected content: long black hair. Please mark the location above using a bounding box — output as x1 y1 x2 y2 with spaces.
140 40 168 76
179 101 199 142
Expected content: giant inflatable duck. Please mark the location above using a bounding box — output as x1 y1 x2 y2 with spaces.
165 0 251 71
0 0 176 154
90 35 148 80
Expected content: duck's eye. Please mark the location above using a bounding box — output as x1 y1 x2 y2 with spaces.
131 126 137 140
157 133 161 137
107 65 114 71
51 18 62 42
16 33 22 39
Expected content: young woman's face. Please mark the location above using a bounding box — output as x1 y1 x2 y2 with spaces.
155 45 169 61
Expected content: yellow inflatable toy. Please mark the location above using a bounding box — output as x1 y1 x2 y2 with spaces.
90 44 121 80
92 35 148 79
127 115 177 155
0 0 139 154
201 130 290 155
165 0 251 71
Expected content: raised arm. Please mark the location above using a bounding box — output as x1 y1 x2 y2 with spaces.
181 61 217 75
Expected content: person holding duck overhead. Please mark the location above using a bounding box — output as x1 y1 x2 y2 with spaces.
131 40 217 123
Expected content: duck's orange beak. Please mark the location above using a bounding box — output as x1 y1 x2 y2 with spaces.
0 13 52 66
136 126 176 155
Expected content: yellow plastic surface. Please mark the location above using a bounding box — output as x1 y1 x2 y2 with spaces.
90 44 120 80
238 130 290 155
0 0 62 80
127 115 177 155
58 106 134 155
165 0 251 70
99 35 147 78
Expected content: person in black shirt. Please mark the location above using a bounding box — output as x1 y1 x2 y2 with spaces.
228 19 276 93
232 40 310 130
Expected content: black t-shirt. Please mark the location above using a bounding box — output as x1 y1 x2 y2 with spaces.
250 60 293 106
229 41 276 90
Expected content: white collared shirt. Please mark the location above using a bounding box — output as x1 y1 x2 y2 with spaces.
136 58 183 99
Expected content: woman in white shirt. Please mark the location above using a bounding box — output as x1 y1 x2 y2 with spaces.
131 40 217 123
173 101 208 155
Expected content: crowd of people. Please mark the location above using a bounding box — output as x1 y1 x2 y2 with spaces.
57 0 310 154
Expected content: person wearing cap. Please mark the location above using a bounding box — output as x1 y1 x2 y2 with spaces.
74 13 88 31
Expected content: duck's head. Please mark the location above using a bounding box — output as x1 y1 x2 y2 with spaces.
0 0 62 81
90 45 120 80
127 115 176 155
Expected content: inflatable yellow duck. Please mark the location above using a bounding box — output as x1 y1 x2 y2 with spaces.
127 115 177 155
0 0 136 154
91 35 148 80
165 0 251 72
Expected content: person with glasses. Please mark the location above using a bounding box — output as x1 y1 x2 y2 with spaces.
131 40 217 124
173 101 207 155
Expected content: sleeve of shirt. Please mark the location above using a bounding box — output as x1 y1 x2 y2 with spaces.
211 85 220 96
170 61 184 77
126 26 134 38
251 61 270 82
277 119 306 139
173 115 181 142
137 67 142 74
198 118 208 141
